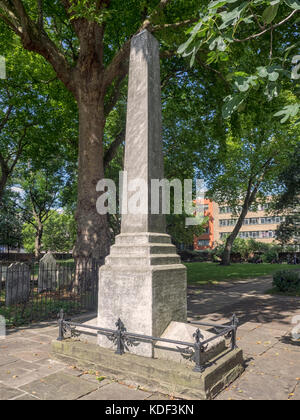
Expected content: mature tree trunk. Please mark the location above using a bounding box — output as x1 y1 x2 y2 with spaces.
0 0 178 262
0 167 9 203
221 185 258 266
73 91 111 262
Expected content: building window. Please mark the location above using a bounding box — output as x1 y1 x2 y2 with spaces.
198 240 210 247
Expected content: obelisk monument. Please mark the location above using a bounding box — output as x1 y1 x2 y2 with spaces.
98 30 187 357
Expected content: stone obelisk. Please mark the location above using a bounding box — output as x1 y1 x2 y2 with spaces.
97 30 187 357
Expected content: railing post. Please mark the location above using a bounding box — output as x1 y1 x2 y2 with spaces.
231 313 238 350
115 318 125 355
57 309 65 341
193 328 205 373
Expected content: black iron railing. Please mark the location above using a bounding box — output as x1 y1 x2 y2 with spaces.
0 259 100 326
57 309 239 373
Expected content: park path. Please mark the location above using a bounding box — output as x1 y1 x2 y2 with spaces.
188 276 300 400
0 276 299 400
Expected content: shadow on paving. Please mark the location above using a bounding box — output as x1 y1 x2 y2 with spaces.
188 283 300 330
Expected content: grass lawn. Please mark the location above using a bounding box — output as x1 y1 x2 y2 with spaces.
185 262 300 286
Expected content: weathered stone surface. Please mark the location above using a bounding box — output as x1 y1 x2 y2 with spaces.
0 383 24 400
98 31 190 358
38 252 57 292
78 382 151 400
5 262 30 306
223 371 298 400
121 30 164 234
154 321 226 365
52 339 244 400
20 371 98 400
0 265 7 290
98 234 187 357
56 266 74 289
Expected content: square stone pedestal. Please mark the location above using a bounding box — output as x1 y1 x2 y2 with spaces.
97 233 187 357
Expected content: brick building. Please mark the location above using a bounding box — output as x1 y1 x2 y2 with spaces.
194 200 284 250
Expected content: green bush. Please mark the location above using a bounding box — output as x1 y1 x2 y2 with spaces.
272 270 300 292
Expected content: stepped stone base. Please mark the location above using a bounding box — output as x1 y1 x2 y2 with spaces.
97 233 187 357
154 321 226 365
51 339 244 400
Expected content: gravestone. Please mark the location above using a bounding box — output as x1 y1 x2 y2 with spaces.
97 30 187 357
0 265 7 291
38 252 57 292
56 265 74 290
5 262 30 306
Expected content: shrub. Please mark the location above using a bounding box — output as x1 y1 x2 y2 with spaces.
262 245 281 263
272 270 300 292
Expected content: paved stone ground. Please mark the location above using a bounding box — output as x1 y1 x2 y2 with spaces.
188 276 300 400
0 275 299 400
0 317 170 400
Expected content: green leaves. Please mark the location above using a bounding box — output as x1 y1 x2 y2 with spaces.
234 75 258 92
222 94 246 118
257 66 280 82
262 3 280 24
68 0 110 24
284 0 300 10
274 104 300 123
209 36 227 51
219 2 248 29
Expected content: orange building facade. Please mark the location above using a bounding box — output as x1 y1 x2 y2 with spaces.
193 199 214 250
194 199 284 250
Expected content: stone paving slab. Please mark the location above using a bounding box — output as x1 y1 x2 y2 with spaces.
78 382 152 400
0 383 23 400
247 351 300 379
14 393 41 400
219 371 298 400
0 275 299 400
20 372 99 400
0 354 18 367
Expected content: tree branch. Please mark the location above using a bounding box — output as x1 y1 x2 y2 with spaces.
233 9 298 43
196 56 230 89
151 17 199 32
0 0 76 93
0 104 13 133
104 66 128 118
37 0 43 30
104 127 126 168
103 0 173 91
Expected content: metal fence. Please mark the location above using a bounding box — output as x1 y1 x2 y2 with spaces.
57 310 239 374
0 259 100 327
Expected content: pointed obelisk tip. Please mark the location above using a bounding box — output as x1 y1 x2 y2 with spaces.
132 28 159 46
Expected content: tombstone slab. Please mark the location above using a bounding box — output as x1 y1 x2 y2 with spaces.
5 263 30 306
38 252 57 292
97 31 187 357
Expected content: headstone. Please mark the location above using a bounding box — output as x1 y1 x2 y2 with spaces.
0 265 7 291
38 252 57 292
56 265 74 290
5 262 30 306
97 30 187 357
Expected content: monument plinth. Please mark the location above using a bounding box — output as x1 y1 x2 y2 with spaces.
52 30 244 398
97 31 187 357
